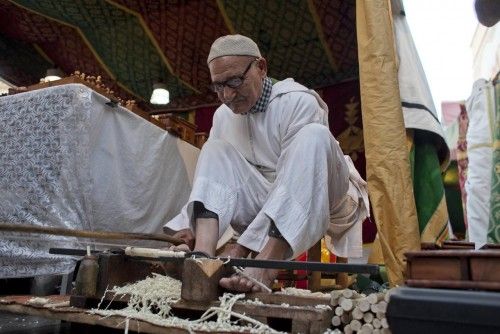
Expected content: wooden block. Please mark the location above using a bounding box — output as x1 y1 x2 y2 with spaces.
181 258 225 302
96 253 160 296
405 251 469 281
470 252 500 282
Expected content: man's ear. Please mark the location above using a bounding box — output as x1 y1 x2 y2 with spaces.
257 58 268 78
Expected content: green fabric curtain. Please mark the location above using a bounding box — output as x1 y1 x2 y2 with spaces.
411 130 449 244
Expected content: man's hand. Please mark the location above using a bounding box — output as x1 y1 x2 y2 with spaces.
171 228 195 251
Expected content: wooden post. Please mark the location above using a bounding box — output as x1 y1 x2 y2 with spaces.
308 240 322 291
336 256 349 288
181 258 225 302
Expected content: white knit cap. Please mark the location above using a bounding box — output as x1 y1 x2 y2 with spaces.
207 34 261 64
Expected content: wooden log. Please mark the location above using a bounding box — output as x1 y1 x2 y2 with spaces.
344 324 353 334
377 301 387 313
342 288 358 299
367 292 385 304
360 323 374 334
363 311 374 323
358 298 371 312
350 319 362 331
351 306 364 320
331 315 342 327
372 318 382 329
384 289 392 303
330 296 340 306
340 297 355 311
181 258 225 302
330 289 345 299
334 306 344 316
341 312 351 324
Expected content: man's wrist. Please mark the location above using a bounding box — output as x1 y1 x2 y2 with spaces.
268 220 284 239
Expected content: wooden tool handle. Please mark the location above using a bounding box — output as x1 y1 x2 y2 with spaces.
0 223 183 245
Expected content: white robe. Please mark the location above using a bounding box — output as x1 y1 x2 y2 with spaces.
165 78 369 259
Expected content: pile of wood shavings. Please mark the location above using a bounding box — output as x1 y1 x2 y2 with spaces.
278 287 330 298
27 297 50 306
90 273 283 333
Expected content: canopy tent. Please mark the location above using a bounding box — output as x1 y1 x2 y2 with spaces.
0 0 359 112
0 0 451 285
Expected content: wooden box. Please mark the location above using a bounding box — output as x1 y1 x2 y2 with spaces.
405 249 500 291
469 251 500 282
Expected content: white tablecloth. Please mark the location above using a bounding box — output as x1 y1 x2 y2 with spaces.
0 84 198 278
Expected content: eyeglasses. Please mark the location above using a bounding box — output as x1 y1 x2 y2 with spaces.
210 59 258 93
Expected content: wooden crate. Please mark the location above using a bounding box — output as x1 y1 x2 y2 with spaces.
405 249 500 291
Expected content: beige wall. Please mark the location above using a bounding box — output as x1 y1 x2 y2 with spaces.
471 23 500 81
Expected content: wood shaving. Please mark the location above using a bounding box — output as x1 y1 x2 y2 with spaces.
243 298 264 305
27 297 49 306
90 274 283 333
279 287 329 298
46 301 70 308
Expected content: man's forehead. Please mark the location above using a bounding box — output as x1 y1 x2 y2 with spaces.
208 55 253 76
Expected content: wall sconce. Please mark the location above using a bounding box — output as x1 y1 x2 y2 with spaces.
44 68 65 82
150 83 170 105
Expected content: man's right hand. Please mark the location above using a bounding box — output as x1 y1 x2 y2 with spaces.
171 228 195 251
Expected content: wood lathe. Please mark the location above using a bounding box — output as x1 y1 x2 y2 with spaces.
0 223 380 333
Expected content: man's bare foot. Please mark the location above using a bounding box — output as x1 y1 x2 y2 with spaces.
219 267 280 292
219 236 290 293
217 242 251 258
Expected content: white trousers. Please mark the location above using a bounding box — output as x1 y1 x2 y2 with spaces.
466 147 492 246
165 124 350 259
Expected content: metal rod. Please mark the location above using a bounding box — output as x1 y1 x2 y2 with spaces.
213 257 378 275
0 223 183 245
49 247 378 274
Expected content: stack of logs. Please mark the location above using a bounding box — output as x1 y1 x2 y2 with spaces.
329 288 392 334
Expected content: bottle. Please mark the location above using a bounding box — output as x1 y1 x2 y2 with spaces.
74 255 99 297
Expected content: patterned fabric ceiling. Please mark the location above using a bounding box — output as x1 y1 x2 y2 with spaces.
0 0 358 112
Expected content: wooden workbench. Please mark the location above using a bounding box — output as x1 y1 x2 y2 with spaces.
0 293 334 334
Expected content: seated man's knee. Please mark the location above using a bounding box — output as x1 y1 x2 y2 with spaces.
295 123 331 146
200 139 236 159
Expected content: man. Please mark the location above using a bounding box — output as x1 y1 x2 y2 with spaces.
165 34 369 292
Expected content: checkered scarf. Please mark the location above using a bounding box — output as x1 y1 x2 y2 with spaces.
247 77 272 114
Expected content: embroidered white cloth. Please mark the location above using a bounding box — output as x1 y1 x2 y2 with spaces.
465 79 495 246
165 79 368 259
0 84 198 278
